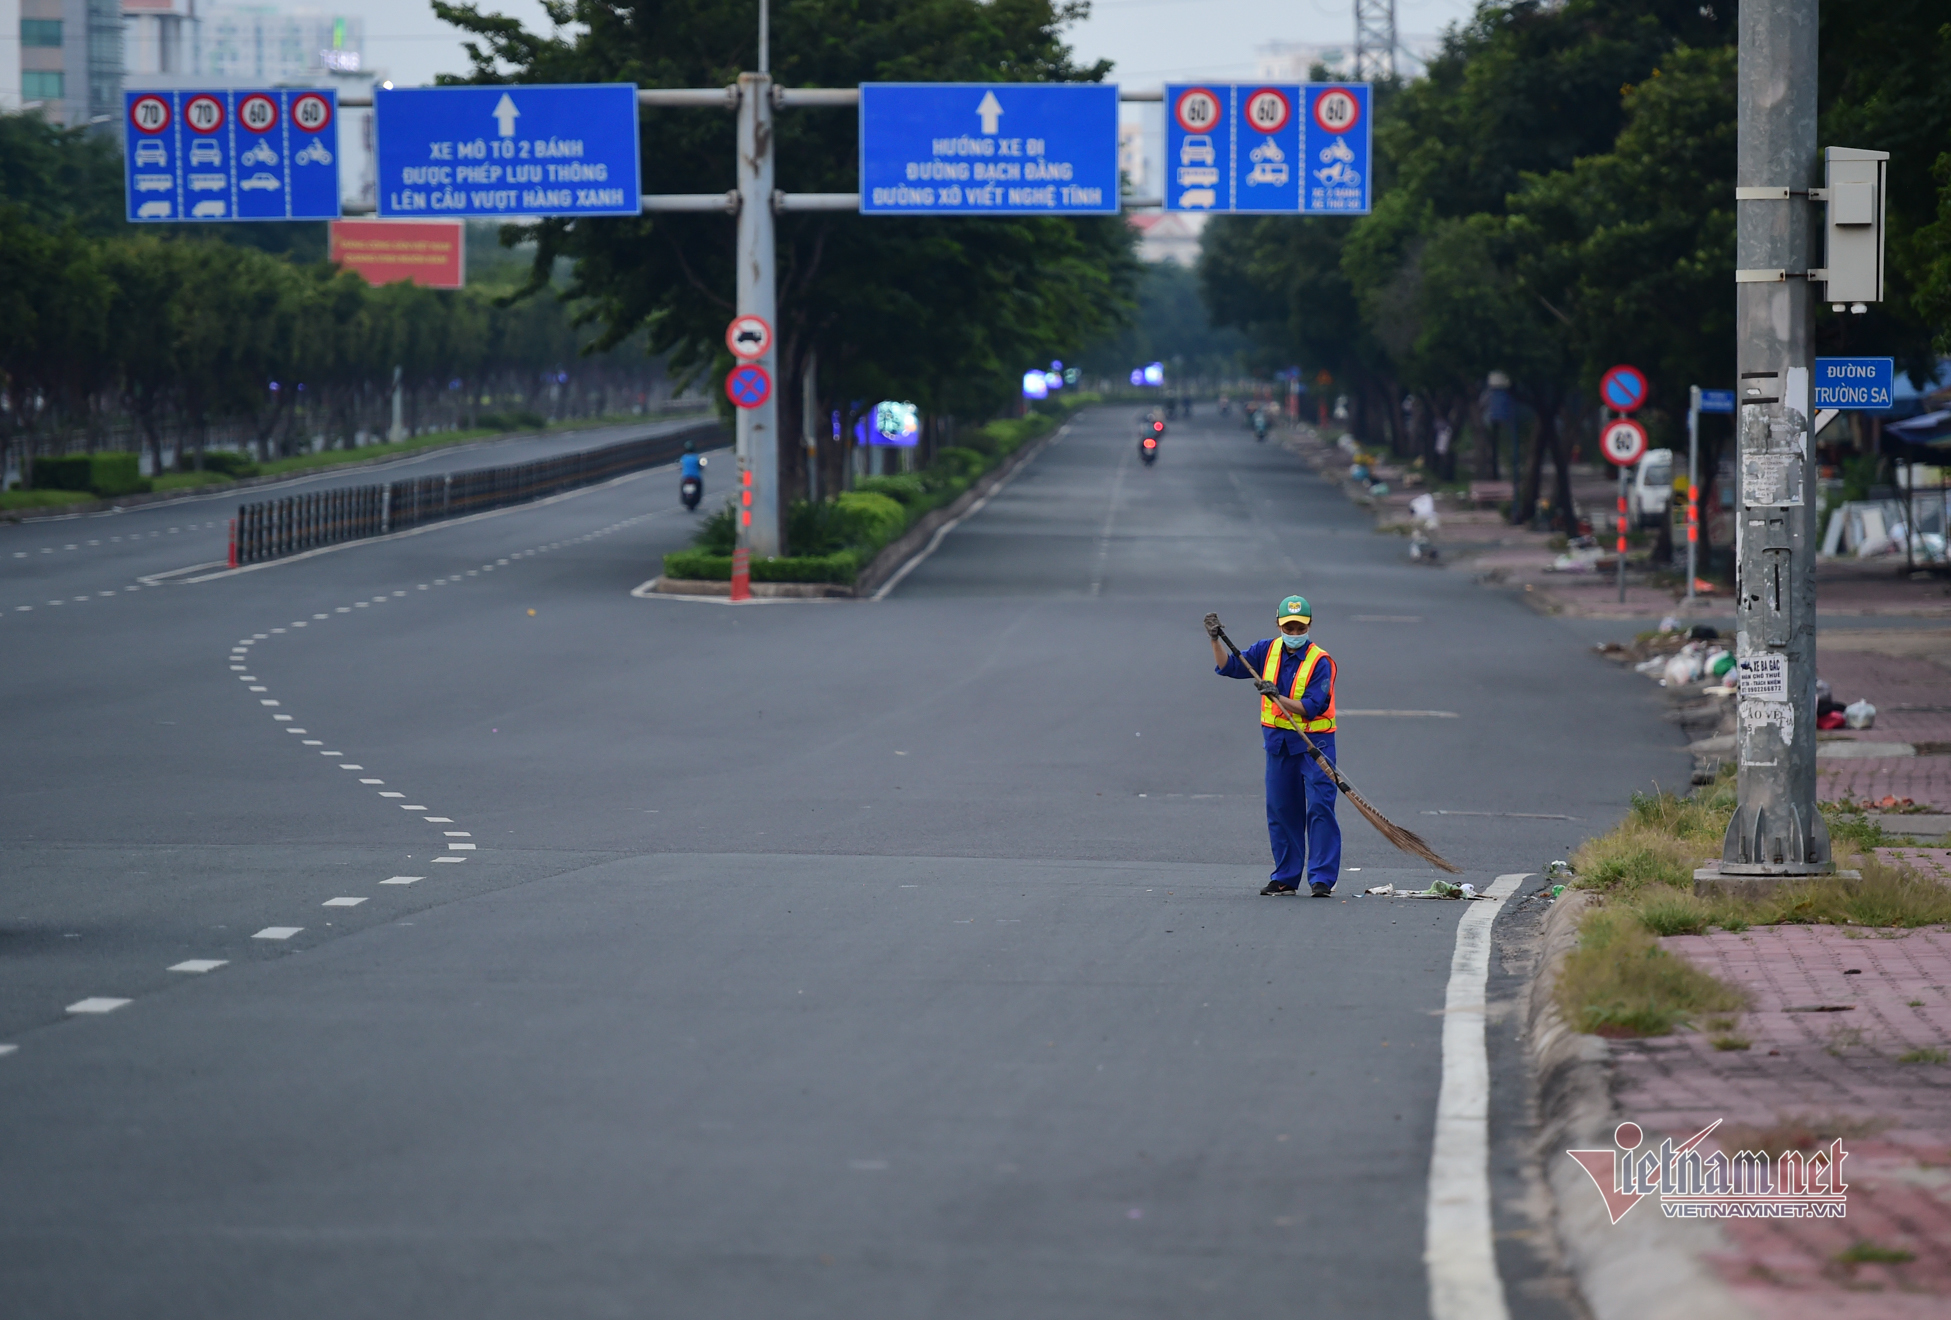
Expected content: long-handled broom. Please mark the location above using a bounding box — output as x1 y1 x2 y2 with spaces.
1207 613 1460 874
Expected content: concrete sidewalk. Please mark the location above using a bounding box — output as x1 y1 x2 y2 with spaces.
1816 641 1951 812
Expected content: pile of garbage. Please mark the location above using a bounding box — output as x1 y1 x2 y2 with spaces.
1602 617 1879 728
1547 535 1606 573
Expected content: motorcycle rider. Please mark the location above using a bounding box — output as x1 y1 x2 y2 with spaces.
679 441 706 509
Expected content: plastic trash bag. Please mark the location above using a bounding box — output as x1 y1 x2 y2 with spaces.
1664 645 1704 686
1844 699 1877 730
1658 614 1682 633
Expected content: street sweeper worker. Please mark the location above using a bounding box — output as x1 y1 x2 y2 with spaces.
1208 595 1342 896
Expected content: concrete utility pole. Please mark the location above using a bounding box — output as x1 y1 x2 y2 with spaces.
1713 0 1831 885
736 68 780 558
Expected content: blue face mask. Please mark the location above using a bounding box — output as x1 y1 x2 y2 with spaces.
1281 631 1310 651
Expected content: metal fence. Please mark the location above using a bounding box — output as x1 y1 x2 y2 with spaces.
231 422 720 566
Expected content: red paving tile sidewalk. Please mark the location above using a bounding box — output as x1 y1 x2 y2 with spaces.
1817 649 1951 812
1609 925 1951 1318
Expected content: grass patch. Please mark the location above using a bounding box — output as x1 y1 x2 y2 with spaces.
1896 1046 1948 1064
1836 1241 1915 1265
1 487 109 511
1709 1034 1752 1051
1566 767 1951 931
1554 908 1747 1037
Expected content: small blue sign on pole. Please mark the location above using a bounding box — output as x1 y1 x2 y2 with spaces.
1813 357 1895 410
1698 389 1736 415
859 83 1119 215
1164 83 1369 214
126 89 340 223
375 85 641 219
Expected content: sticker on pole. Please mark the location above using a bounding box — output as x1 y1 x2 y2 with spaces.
1736 653 1787 701
1599 364 1648 412
725 315 772 361
1600 418 1648 467
725 363 772 410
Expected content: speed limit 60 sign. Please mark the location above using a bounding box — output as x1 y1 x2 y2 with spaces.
1165 81 1370 215
125 88 341 224
1600 418 1649 467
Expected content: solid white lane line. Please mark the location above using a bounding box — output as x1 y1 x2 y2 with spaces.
1425 872 1526 1320
67 998 131 1014
381 876 422 885
323 897 367 907
253 927 302 940
169 960 227 973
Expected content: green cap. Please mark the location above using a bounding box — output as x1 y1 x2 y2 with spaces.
1277 595 1312 624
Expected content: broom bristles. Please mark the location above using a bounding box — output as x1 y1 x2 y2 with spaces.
1340 782 1462 873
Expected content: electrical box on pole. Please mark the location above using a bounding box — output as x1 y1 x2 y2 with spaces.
1821 147 1888 309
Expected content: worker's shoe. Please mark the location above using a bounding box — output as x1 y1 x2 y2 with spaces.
1309 882 1334 897
1259 881 1299 896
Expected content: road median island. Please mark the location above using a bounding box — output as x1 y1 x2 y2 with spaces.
650 397 1088 598
1525 766 1951 1317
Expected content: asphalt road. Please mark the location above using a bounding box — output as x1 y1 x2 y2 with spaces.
0 412 720 607
0 404 1685 1317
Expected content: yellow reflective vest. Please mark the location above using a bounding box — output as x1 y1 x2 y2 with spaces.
1260 640 1337 733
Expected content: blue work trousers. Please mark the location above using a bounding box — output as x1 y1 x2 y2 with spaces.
1265 735 1341 890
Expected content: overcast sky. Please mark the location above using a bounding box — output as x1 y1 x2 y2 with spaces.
355 0 1482 89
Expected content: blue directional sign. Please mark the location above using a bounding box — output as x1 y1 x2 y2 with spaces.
376 84 641 219
1698 389 1736 414
1165 82 1369 214
1814 357 1895 410
859 83 1119 215
126 89 340 224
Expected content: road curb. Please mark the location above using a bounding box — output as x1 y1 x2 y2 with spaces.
1526 891 1758 1320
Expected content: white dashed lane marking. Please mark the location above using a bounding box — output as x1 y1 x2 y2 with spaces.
323 897 367 908
382 876 422 886
168 960 227 974
253 927 302 941
67 998 131 1014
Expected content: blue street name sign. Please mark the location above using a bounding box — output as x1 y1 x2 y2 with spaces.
376 84 641 219
126 89 340 223
1698 389 1736 414
1164 82 1370 214
1813 357 1895 410
859 83 1118 215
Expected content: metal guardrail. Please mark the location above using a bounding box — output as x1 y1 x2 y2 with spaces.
229 422 720 566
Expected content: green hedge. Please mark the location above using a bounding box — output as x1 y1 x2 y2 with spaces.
31 452 150 497
662 394 1095 585
178 450 259 480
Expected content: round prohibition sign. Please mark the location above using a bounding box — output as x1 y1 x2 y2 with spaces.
184 94 225 134
725 314 772 361
129 95 171 135
1174 87 1222 135
238 94 278 134
1600 418 1649 467
1312 87 1360 134
1599 363 1648 412
291 93 332 133
725 363 772 410
1243 88 1290 135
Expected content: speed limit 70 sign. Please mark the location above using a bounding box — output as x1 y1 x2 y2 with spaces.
1600 418 1649 467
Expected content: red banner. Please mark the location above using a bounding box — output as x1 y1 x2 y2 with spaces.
329 220 464 289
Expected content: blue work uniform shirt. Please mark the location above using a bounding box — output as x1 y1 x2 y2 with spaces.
1217 638 1335 755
